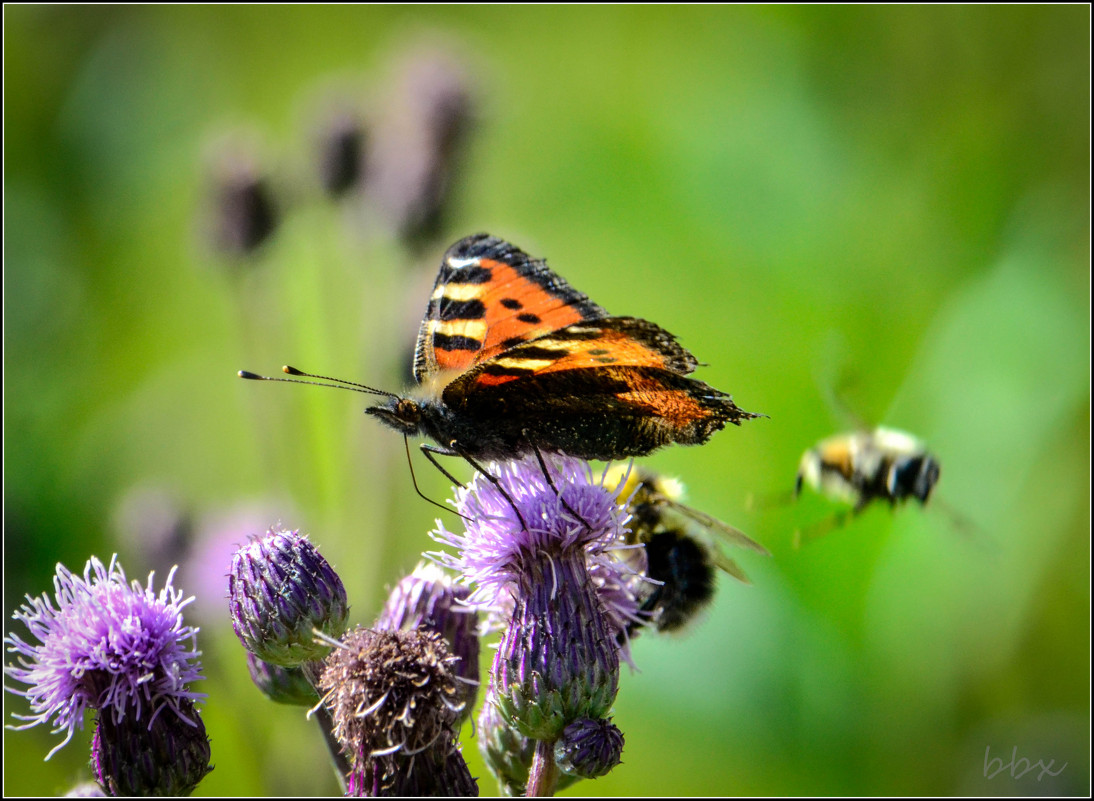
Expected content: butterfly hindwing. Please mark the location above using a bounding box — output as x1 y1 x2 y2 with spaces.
438 317 757 459
453 317 698 388
413 233 607 383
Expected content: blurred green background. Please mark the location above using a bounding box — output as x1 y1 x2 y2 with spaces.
4 5 1089 796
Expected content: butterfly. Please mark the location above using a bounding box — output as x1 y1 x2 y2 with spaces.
242 233 762 490
364 233 761 462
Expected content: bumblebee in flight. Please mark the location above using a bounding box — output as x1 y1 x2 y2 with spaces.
795 426 940 513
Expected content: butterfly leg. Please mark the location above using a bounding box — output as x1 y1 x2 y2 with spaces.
423 443 532 531
404 437 470 521
526 439 592 530
419 442 469 489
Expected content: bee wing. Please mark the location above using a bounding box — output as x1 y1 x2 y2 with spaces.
709 549 753 585
663 499 771 556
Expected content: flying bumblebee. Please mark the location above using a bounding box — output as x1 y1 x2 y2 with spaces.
607 465 769 636
794 426 940 514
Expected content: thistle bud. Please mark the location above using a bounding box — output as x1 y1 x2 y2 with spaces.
245 651 319 706
554 717 624 780
228 529 349 667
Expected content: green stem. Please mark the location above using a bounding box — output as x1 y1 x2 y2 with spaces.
526 738 559 797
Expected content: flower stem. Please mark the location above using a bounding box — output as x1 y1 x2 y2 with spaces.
303 660 349 792
527 738 559 797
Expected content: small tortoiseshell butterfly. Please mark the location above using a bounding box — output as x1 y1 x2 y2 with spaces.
242 233 761 468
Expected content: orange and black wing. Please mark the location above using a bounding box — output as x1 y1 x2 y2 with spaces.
441 317 762 459
413 234 608 384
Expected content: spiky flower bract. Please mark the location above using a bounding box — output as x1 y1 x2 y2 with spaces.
478 687 579 797
4 555 206 761
92 696 213 795
228 528 349 667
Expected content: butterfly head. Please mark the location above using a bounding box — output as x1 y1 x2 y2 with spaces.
365 396 425 436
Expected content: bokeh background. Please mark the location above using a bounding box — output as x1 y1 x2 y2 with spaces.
4 6 1089 796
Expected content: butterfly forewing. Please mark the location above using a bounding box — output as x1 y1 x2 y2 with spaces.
413 233 607 383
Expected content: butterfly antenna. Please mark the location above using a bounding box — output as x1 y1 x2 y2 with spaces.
237 366 399 400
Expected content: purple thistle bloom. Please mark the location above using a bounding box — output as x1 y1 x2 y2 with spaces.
4 555 205 761
432 454 637 791
431 455 641 641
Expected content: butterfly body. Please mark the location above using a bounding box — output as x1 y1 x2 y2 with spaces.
366 233 760 462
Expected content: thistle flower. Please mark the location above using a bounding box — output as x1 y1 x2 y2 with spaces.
365 44 473 248
375 562 480 719
4 555 206 762
319 627 476 797
228 528 349 667
433 455 636 792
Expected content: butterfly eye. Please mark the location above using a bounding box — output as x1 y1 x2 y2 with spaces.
396 399 422 423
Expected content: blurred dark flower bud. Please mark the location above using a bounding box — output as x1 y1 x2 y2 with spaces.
207 149 278 257
112 485 192 576
245 651 320 706
317 112 367 198
365 44 474 248
228 528 349 667
554 717 624 780
320 627 476 796
91 698 213 797
375 562 480 720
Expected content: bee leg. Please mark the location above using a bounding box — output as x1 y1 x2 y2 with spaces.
793 509 852 548
526 438 592 530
